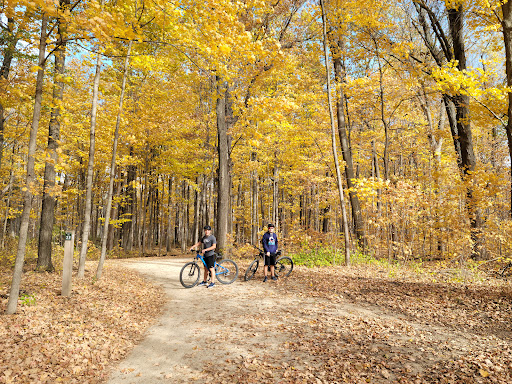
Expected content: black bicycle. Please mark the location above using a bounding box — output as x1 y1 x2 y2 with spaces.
244 246 293 281
497 261 512 279
180 252 239 288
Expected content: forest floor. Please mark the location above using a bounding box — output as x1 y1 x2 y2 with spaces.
105 256 512 384
1 255 512 383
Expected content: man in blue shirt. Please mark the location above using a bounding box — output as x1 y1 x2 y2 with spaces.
261 223 278 282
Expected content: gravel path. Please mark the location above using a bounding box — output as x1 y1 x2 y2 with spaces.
105 257 511 384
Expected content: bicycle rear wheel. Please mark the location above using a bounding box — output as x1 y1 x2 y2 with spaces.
216 259 239 284
498 262 512 279
275 256 293 278
180 262 201 288
244 259 259 281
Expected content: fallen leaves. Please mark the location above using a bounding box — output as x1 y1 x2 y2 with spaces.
198 262 512 383
0 262 165 384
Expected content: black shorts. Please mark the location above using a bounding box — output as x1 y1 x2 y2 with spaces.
204 255 215 269
264 254 276 266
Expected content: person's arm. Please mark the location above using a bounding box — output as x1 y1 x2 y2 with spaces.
262 233 270 255
189 241 201 252
203 243 217 254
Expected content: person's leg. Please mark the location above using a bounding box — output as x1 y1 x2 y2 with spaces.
203 266 209 282
270 265 275 277
209 267 216 283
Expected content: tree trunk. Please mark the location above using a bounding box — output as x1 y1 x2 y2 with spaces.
272 163 279 228
320 0 351 265
501 2 512 217
216 77 229 253
332 38 365 248
96 41 132 279
6 15 48 314
194 176 201 244
414 2 481 258
37 0 70 271
251 152 259 244
447 7 482 259
122 160 136 251
0 17 18 170
77 17 104 278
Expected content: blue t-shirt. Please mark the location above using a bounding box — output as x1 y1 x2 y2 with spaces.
262 232 278 254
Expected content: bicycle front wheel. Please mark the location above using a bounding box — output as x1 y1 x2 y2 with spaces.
216 259 239 284
275 256 293 278
244 259 259 281
498 262 512 279
180 262 201 288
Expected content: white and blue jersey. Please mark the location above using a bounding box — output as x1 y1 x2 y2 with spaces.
262 232 278 254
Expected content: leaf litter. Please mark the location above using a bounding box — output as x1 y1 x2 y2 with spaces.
0 262 165 384
197 263 512 383
2 258 512 384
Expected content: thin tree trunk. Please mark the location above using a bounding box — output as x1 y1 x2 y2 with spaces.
251 152 259 244
166 176 173 251
447 7 482 259
180 181 187 253
78 3 105 277
96 41 132 279
372 140 382 214
122 160 136 251
0 17 18 170
332 38 366 248
501 2 512 217
1 146 15 248
272 162 279 228
6 15 48 314
320 0 350 265
194 176 201 244
216 77 229 253
37 0 70 271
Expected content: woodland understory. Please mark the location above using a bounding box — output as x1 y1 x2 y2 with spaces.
2 0 512 313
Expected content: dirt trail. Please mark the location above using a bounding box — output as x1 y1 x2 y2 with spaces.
105 257 511 383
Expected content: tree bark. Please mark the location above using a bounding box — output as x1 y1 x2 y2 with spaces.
37 0 70 271
193 176 201 244
78 7 104 277
320 0 351 265
332 38 366 248
447 7 482 259
272 162 279 228
215 77 229 254
96 40 132 279
414 1 482 258
501 1 512 217
251 152 259 244
6 15 48 314
0 17 18 170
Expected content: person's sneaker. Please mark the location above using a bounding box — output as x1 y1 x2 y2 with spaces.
198 281 207 287
207 282 215 288
271 276 278 281
263 276 268 282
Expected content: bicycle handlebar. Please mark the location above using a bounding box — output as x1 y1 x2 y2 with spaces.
252 244 281 257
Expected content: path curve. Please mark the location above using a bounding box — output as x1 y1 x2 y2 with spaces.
105 257 510 384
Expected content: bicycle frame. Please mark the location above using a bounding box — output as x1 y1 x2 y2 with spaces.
194 253 230 277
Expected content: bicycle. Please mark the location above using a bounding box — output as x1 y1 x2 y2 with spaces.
496 260 512 279
180 252 239 288
244 246 293 281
